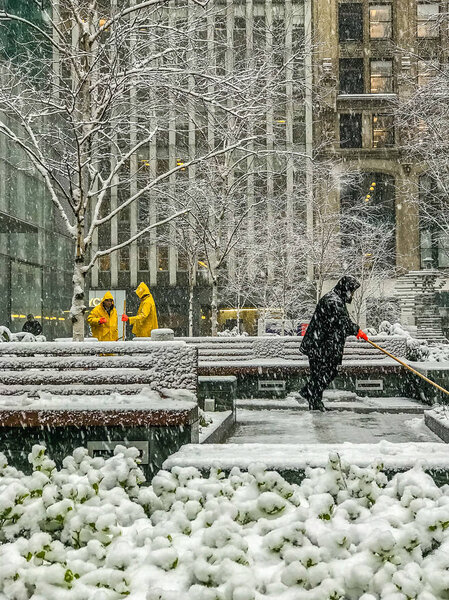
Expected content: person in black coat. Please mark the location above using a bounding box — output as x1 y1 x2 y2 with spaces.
299 276 368 411
22 314 42 337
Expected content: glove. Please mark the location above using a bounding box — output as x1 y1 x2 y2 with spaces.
99 317 107 324
357 329 368 342
121 314 129 322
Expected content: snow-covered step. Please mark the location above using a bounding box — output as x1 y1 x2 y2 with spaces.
163 441 448 473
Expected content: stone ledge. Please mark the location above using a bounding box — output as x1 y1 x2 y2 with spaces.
0 407 198 428
163 441 449 473
425 410 449 443
200 411 235 444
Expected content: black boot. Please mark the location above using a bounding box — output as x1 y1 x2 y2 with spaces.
309 400 327 412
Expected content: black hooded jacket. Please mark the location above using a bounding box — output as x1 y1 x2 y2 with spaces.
300 276 360 365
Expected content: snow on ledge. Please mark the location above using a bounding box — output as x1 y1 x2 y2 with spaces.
163 441 449 472
0 387 197 412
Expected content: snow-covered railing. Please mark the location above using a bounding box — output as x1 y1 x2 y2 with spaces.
0 341 198 396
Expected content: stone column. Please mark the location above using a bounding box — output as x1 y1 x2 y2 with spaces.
395 170 420 272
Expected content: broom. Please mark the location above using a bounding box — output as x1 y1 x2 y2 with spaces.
365 338 449 398
122 299 126 341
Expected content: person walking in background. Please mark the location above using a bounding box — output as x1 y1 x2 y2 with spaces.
87 291 118 341
121 282 158 337
22 314 42 337
299 275 368 411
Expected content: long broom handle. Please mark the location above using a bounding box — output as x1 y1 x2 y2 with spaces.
365 338 449 398
122 299 126 341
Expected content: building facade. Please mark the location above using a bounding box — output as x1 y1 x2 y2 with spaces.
0 1 73 340
312 0 449 326
87 0 311 336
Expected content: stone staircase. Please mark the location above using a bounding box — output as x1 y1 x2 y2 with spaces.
394 268 447 342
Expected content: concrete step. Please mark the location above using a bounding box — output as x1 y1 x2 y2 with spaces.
235 395 429 414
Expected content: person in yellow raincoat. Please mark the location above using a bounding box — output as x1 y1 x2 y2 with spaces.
121 282 158 337
87 291 119 341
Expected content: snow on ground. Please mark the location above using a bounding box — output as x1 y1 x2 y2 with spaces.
225 410 440 444
3 445 449 599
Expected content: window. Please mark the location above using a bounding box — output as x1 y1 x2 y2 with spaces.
340 113 362 148
177 251 188 272
138 246 150 271
370 60 393 93
417 3 439 38
157 246 169 271
369 4 392 38
99 255 110 271
372 114 395 147
339 58 364 94
119 247 129 272
340 172 396 265
419 175 449 267
197 253 208 271
417 60 438 86
339 3 363 41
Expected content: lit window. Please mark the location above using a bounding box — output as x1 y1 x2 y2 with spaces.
157 246 169 271
417 60 438 86
369 4 392 39
99 255 110 271
119 247 130 272
197 253 208 271
370 60 393 93
417 3 439 38
372 114 395 147
138 246 150 271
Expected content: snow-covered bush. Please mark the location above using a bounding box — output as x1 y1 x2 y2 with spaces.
0 326 13 343
0 327 46 343
372 320 449 362
2 446 449 598
217 327 249 337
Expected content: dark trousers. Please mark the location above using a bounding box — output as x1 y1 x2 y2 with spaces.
300 355 339 409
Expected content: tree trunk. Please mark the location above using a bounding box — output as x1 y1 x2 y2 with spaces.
188 280 194 337
236 291 241 334
211 278 218 336
71 258 86 341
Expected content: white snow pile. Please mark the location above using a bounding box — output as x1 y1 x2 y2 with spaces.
427 404 449 424
217 327 249 337
2 448 449 599
0 327 46 344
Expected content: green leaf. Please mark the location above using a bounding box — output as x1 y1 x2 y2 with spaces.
64 569 74 583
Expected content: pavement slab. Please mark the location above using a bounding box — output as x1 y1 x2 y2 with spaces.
226 409 440 444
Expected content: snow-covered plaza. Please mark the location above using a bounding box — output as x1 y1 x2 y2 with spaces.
3 0 449 598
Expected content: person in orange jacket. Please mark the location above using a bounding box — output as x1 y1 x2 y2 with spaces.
87 291 119 341
121 282 158 337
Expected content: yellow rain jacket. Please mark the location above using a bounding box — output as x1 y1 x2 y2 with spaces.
129 282 158 337
87 291 119 341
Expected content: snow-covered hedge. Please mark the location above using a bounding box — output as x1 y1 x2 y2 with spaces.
0 327 46 344
1 447 449 599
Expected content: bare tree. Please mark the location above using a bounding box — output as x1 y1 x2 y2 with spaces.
0 0 283 339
